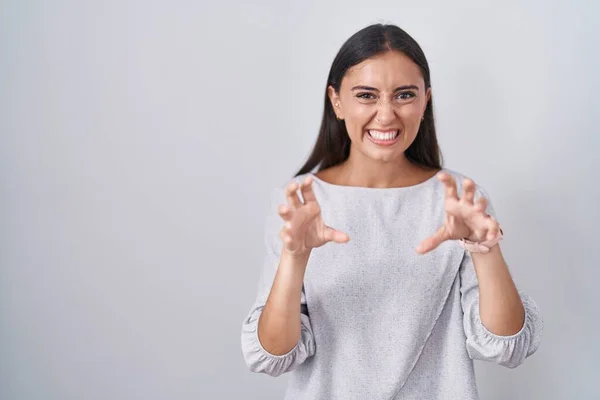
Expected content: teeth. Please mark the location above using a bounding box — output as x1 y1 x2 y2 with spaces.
369 130 398 140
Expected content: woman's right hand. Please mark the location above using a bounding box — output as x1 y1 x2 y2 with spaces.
278 176 350 257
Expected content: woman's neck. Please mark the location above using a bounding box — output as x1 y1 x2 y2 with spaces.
321 155 437 189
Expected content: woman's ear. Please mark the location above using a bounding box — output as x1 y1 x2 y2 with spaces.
328 85 343 120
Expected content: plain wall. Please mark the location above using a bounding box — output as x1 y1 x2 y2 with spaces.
1 1 598 399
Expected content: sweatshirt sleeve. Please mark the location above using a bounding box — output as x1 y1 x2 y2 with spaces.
459 185 543 369
240 186 316 377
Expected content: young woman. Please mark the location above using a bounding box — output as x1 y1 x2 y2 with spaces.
241 23 543 400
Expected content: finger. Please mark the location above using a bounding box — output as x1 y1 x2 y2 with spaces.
323 226 350 244
300 176 317 203
285 181 302 208
461 179 475 204
438 172 458 200
475 197 488 213
279 229 292 246
474 228 488 242
444 198 462 216
416 226 447 254
486 217 500 240
277 204 293 221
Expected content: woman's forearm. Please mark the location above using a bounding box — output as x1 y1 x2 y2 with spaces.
257 249 310 355
471 245 525 336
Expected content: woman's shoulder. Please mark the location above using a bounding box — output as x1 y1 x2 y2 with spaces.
440 167 468 181
441 168 491 195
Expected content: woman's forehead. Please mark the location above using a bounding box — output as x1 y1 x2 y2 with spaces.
342 51 424 89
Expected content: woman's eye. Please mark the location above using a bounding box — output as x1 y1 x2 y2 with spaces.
356 93 376 99
397 92 416 100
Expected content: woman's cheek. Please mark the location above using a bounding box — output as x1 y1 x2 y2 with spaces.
398 105 420 121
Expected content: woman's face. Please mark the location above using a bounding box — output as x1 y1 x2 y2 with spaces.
329 50 431 164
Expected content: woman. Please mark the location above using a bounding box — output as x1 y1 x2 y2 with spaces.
241 23 543 399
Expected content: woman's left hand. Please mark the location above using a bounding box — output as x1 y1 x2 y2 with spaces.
416 172 501 254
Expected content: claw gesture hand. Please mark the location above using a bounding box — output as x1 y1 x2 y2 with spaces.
278 176 350 257
416 172 501 254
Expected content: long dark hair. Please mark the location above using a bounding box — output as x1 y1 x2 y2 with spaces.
295 24 443 176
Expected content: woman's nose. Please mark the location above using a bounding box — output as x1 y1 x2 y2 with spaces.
374 101 396 125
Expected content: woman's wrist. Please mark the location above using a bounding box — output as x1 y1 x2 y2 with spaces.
460 228 503 254
282 248 312 264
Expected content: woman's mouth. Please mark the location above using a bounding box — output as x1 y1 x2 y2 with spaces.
366 129 400 146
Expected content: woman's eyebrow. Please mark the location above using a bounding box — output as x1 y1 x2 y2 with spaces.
351 85 419 91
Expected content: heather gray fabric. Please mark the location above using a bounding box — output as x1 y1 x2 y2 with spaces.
241 168 543 400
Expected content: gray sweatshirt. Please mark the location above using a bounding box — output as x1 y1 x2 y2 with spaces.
241 168 543 400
